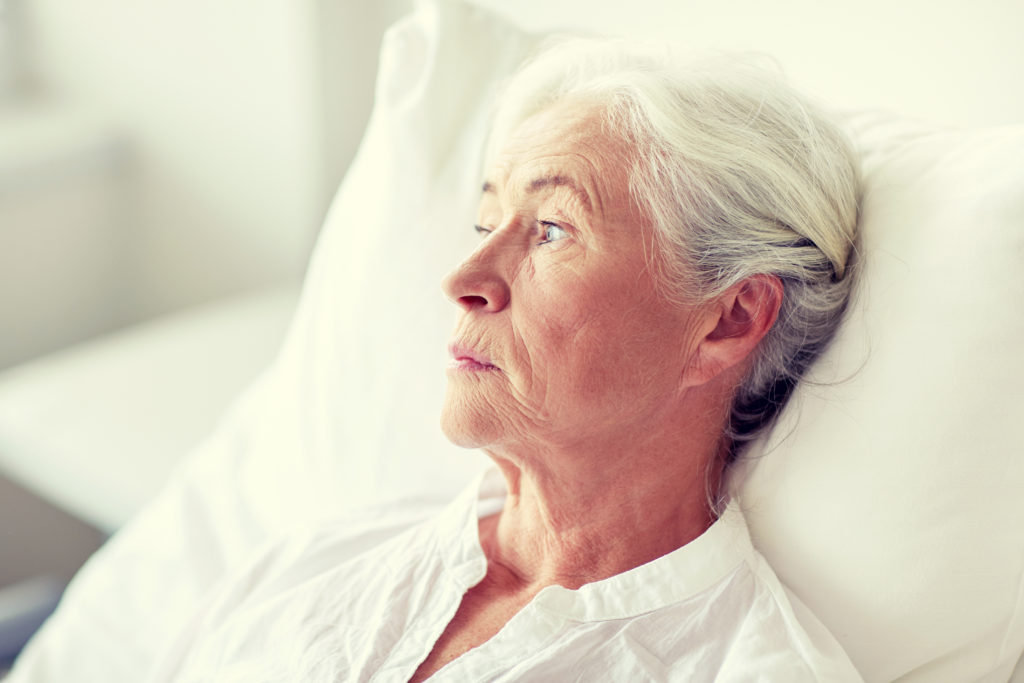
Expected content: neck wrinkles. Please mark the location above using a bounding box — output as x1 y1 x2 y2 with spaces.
480 438 719 591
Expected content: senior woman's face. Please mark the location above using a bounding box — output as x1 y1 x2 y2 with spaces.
441 101 705 454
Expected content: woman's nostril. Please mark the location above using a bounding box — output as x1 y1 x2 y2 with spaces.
459 294 489 309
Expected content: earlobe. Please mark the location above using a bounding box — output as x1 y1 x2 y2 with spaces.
682 275 783 387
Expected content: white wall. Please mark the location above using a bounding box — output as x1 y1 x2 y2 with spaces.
18 0 408 324
0 104 128 367
471 0 1024 129
22 1 308 317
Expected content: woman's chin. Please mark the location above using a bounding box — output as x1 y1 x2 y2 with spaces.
440 411 486 448
440 398 498 449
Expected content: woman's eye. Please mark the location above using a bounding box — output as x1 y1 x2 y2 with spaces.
474 224 492 238
538 221 568 245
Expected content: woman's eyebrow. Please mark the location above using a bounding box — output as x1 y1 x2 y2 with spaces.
481 176 593 212
527 175 592 211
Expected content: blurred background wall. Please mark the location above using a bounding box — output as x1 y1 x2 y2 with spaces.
472 0 1024 129
1 0 408 369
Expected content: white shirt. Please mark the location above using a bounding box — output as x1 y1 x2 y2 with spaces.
148 469 863 682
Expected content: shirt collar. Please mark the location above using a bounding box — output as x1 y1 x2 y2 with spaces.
437 466 755 621
534 500 752 620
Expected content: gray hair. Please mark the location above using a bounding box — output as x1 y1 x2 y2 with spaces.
485 39 860 458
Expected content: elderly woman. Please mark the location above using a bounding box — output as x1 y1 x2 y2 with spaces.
148 40 861 682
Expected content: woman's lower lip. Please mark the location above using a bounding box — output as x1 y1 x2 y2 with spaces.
450 358 499 371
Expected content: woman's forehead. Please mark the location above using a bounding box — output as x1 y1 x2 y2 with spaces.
494 102 609 164
482 103 631 216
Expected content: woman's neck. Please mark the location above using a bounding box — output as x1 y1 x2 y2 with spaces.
481 423 724 591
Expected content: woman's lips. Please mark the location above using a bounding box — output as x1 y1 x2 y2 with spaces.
451 357 498 371
448 343 499 371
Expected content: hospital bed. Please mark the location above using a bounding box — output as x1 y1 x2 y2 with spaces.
2 0 1023 680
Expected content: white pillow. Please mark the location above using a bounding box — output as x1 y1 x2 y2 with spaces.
731 112 1024 681
13 1 1024 681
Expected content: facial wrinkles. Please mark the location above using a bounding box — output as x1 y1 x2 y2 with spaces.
562 253 692 427
454 227 567 448
447 332 540 452
509 157 636 432
542 162 601 224
447 102 695 456
493 126 609 219
451 322 553 453
511 287 637 446
480 187 599 435
507 323 554 429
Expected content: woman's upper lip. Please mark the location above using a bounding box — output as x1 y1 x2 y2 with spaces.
449 342 498 368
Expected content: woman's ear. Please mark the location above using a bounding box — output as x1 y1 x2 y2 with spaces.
682 274 783 387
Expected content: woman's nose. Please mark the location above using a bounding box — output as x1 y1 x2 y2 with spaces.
441 243 511 313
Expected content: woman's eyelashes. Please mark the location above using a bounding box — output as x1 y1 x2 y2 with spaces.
472 221 570 245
